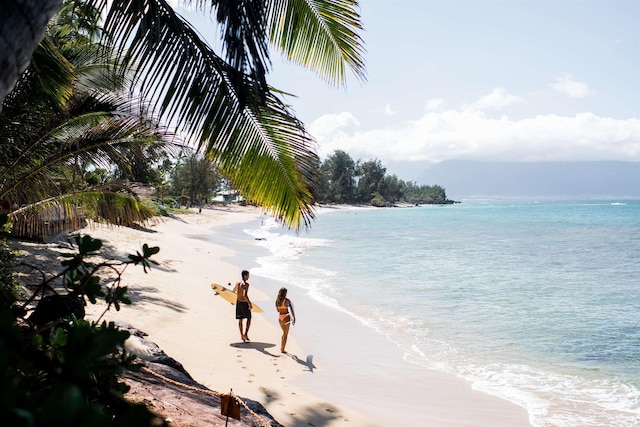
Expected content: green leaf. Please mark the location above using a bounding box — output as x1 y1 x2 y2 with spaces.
141 244 159 257
266 0 367 87
51 327 69 347
83 275 105 304
76 235 103 255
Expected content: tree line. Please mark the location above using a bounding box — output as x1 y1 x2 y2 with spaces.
123 150 455 208
318 150 454 206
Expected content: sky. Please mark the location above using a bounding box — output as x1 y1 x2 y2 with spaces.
176 0 640 180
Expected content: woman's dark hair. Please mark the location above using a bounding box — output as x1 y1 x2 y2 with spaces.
241 270 249 279
276 287 287 306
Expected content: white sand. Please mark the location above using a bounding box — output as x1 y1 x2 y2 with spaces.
61 205 531 426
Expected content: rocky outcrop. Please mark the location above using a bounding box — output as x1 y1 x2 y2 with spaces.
119 324 282 427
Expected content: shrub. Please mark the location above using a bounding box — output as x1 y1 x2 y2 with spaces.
0 235 166 426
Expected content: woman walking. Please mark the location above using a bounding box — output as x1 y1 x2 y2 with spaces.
275 287 296 353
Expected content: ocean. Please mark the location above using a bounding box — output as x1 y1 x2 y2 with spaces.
224 199 640 426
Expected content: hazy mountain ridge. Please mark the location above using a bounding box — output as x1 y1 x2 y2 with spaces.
384 160 640 200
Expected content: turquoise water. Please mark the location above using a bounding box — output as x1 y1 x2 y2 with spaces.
242 200 640 426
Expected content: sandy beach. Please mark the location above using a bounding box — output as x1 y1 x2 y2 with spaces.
13 205 531 426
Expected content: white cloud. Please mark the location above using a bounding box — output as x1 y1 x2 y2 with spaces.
551 74 593 98
472 88 523 110
425 98 444 111
384 103 396 116
309 109 640 163
308 112 361 158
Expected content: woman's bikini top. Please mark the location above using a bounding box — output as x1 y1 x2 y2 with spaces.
277 299 289 315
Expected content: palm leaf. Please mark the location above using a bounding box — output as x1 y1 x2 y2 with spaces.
0 92 177 202
100 0 319 228
64 0 365 228
266 0 366 86
1 35 76 117
210 92 320 227
6 191 156 241
197 0 272 104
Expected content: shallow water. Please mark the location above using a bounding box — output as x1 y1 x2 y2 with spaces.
225 199 640 426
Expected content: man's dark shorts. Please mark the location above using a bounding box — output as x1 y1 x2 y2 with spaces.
236 301 251 319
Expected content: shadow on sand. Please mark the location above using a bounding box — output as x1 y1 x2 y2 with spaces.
289 353 316 373
230 341 278 357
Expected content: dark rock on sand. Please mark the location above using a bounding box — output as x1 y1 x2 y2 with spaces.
120 323 283 427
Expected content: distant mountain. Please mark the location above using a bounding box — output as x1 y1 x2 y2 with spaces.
384 160 640 200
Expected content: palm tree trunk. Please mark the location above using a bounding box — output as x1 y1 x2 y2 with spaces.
0 0 62 109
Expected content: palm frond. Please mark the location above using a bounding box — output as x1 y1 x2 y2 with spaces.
6 191 156 241
101 0 319 228
266 0 366 86
75 0 365 228
1 35 76 116
210 91 319 228
203 0 272 103
0 93 177 201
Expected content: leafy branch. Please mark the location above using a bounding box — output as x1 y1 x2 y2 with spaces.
0 235 166 426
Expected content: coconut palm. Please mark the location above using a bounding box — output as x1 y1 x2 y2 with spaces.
0 0 366 229
1 0 179 239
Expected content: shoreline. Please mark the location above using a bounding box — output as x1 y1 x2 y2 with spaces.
12 205 531 426
213 215 532 425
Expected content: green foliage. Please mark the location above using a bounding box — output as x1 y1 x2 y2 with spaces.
7 191 157 241
0 0 178 241
355 159 387 203
0 240 21 309
369 193 388 207
84 167 110 186
2 0 368 230
169 154 220 205
319 150 454 205
128 243 160 274
160 196 177 207
319 150 356 203
403 182 449 204
0 235 166 426
93 0 367 230
112 145 175 186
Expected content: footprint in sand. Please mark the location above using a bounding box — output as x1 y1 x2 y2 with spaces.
259 386 273 398
320 403 337 413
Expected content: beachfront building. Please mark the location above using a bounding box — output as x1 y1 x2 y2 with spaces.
213 190 244 204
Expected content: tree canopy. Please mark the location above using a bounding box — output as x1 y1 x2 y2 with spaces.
318 150 454 206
